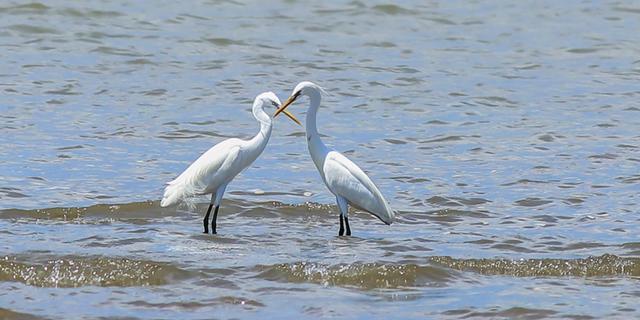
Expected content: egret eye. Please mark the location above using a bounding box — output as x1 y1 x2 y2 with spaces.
271 100 279 107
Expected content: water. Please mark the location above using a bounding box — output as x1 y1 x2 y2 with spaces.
1 0 639 318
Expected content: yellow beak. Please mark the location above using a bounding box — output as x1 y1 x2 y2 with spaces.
281 109 301 126
274 93 299 118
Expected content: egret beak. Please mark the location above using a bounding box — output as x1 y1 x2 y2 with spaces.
274 91 300 118
281 109 302 126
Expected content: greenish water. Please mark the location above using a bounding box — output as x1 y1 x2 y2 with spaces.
1 1 639 319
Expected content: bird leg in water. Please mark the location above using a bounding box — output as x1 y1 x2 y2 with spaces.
344 216 351 236
211 205 220 234
203 204 214 233
339 214 345 236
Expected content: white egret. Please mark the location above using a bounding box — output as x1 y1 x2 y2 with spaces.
274 81 395 236
161 92 301 234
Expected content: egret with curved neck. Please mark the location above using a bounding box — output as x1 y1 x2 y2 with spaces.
275 81 395 236
161 92 300 234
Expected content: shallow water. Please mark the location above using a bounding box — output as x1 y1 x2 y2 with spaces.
1 0 639 319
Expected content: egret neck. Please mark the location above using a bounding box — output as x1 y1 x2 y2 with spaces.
304 89 330 174
247 99 273 157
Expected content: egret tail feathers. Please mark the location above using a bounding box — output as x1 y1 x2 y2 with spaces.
382 203 396 225
367 201 396 225
160 178 200 207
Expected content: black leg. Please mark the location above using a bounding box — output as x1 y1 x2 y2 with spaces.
203 204 213 233
339 214 345 236
211 205 220 234
344 216 351 236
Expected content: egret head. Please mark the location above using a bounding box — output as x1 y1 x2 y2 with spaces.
292 81 323 97
256 91 282 109
274 81 327 118
255 91 301 125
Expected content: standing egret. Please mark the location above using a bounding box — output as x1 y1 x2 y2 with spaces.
161 92 301 234
274 81 395 236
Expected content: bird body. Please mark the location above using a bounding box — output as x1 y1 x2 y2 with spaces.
161 92 300 234
275 81 395 235
322 151 395 224
160 138 243 207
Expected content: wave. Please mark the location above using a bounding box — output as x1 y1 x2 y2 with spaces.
0 255 195 287
253 261 454 289
431 254 640 277
253 254 640 289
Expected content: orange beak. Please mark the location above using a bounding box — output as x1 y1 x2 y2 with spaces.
280 108 301 126
274 92 300 119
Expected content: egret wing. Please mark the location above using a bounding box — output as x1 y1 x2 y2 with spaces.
170 139 242 193
323 151 394 224
196 143 242 194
